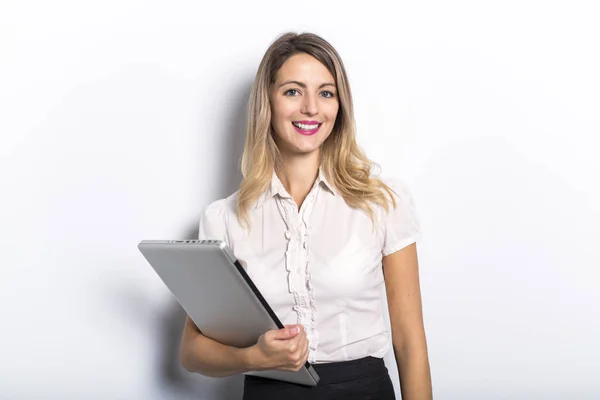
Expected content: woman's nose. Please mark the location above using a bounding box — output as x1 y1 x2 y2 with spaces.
301 93 318 116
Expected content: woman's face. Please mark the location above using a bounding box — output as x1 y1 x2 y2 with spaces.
270 53 339 157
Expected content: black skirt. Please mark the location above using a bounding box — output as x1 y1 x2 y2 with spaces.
242 356 396 400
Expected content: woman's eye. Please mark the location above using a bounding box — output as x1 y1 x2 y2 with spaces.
321 91 335 98
284 89 299 96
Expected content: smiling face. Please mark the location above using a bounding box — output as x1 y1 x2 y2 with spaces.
269 53 339 158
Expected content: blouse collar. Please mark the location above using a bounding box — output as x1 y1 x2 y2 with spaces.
255 167 337 209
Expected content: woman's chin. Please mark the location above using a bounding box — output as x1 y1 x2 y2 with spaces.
277 133 328 156
285 143 321 156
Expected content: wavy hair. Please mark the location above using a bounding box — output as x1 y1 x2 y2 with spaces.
237 32 397 229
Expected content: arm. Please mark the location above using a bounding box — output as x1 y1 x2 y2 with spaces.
179 315 255 377
383 243 432 400
179 316 307 378
184 201 258 377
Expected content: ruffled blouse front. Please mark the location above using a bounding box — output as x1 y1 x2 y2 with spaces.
272 176 321 361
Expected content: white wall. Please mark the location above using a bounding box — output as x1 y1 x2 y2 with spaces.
2 0 599 399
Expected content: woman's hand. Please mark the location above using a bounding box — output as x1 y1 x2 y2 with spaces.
247 324 309 372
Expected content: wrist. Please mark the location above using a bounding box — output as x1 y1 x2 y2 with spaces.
241 345 261 372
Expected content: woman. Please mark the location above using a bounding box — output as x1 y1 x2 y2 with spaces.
179 32 432 400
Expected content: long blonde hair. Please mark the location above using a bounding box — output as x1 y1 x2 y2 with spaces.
238 32 397 229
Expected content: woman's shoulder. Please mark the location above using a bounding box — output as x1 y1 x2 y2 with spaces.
202 191 239 221
198 191 240 240
375 175 415 202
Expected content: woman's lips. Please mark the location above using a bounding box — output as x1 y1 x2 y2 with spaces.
292 122 321 136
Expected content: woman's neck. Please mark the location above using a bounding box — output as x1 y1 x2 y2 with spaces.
278 151 321 209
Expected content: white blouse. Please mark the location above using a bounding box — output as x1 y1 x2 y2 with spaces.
198 168 421 364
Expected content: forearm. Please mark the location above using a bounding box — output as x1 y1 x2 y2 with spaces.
394 345 432 400
180 333 258 378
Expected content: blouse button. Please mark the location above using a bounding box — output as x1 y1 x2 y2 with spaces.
285 231 292 239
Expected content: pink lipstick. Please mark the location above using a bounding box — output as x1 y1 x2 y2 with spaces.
291 120 322 136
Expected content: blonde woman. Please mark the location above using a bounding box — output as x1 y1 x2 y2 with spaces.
179 32 432 400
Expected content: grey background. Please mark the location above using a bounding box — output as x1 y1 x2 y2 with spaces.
1 0 599 398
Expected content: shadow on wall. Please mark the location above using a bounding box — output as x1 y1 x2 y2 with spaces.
156 79 253 399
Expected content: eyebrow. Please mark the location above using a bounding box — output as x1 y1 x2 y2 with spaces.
278 80 336 89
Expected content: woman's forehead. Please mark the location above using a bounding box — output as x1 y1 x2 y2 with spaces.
275 53 335 86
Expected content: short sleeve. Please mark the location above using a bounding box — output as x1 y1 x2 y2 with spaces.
381 178 422 256
198 199 229 245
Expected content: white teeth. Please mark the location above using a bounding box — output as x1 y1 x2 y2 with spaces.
293 122 320 130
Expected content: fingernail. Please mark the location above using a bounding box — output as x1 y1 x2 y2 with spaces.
295 326 300 334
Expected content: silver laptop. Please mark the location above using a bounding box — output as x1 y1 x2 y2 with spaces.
137 240 320 386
